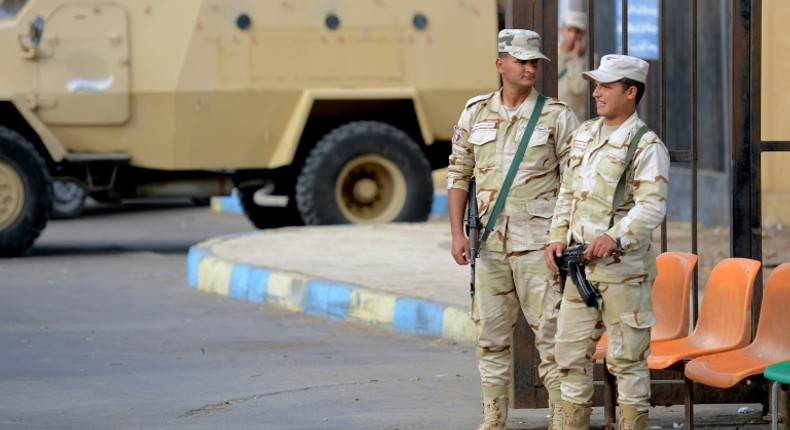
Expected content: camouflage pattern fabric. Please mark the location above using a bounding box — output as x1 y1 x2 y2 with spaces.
549 113 670 284
476 249 562 398
549 112 669 409
447 88 578 401
557 47 588 123
555 277 655 409
447 89 579 254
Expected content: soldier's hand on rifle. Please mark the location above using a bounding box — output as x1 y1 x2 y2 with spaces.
584 234 618 260
544 242 566 274
451 234 471 265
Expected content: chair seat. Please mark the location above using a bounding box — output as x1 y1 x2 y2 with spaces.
686 350 790 388
596 331 684 361
594 253 698 369
593 334 608 360
648 337 746 370
765 360 790 384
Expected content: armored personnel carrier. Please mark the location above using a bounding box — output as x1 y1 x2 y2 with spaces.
0 0 498 255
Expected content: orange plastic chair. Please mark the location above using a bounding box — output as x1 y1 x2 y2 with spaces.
648 258 761 370
685 263 790 388
593 252 698 361
647 257 761 429
594 252 698 428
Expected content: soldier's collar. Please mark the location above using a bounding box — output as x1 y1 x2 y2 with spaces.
490 88 541 118
591 111 643 145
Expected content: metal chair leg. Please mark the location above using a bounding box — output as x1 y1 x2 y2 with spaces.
603 360 617 429
773 381 779 430
684 375 695 430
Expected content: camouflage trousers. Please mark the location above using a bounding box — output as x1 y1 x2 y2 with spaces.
555 278 655 409
474 249 562 400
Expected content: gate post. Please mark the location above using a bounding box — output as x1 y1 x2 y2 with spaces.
504 0 558 408
730 0 763 328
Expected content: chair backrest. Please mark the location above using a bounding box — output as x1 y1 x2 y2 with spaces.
752 263 790 355
689 258 761 349
652 252 698 342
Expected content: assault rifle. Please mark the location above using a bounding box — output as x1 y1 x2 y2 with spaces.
466 178 480 304
555 244 625 309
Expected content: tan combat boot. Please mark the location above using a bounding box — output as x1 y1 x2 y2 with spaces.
548 401 564 430
619 405 649 430
561 400 592 430
476 395 508 430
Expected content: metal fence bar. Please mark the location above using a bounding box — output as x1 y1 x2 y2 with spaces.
691 0 700 325
621 0 628 54
660 0 668 252
762 141 790 151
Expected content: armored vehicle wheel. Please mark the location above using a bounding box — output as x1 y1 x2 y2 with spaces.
296 121 433 225
51 179 87 219
0 127 52 257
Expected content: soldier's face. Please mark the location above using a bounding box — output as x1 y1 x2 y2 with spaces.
497 55 540 91
591 80 637 125
561 26 584 43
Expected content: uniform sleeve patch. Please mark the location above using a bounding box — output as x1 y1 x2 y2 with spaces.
452 126 466 145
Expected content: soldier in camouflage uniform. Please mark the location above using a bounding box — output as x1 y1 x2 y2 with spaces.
447 29 579 430
558 11 590 123
544 54 670 430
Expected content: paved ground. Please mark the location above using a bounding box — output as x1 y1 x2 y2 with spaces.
187 205 790 428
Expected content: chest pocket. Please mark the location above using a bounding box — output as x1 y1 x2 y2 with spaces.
596 147 628 184
469 127 497 168
515 123 550 146
469 129 497 145
567 133 590 170
519 124 553 169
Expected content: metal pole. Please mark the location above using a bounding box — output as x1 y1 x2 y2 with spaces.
659 0 668 253
691 0 699 325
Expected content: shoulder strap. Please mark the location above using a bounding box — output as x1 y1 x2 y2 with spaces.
609 125 650 228
480 94 546 242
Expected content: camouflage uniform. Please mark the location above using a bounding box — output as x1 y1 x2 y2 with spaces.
557 47 588 123
557 11 590 123
548 112 670 411
447 87 579 405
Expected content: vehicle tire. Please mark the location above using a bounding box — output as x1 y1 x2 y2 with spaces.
191 197 211 207
237 179 304 230
295 121 433 225
51 179 87 219
0 127 52 257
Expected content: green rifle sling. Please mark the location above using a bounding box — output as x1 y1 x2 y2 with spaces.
609 125 651 228
480 94 546 242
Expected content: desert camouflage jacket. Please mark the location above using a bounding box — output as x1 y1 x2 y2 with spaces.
548 112 670 283
447 89 579 253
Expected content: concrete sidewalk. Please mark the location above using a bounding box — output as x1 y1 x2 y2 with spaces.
187 217 476 344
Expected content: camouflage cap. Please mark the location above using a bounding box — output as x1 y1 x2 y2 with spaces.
562 11 587 31
497 29 550 61
582 54 649 84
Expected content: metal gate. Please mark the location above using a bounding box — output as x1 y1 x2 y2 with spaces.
505 0 779 424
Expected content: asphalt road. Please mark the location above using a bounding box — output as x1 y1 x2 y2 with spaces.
0 201 489 430
0 200 774 430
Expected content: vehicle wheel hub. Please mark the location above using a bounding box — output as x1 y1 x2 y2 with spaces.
0 160 24 230
353 178 379 204
336 154 406 223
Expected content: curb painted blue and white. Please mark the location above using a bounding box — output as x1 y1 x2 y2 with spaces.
210 191 449 217
187 241 477 344
210 190 245 215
